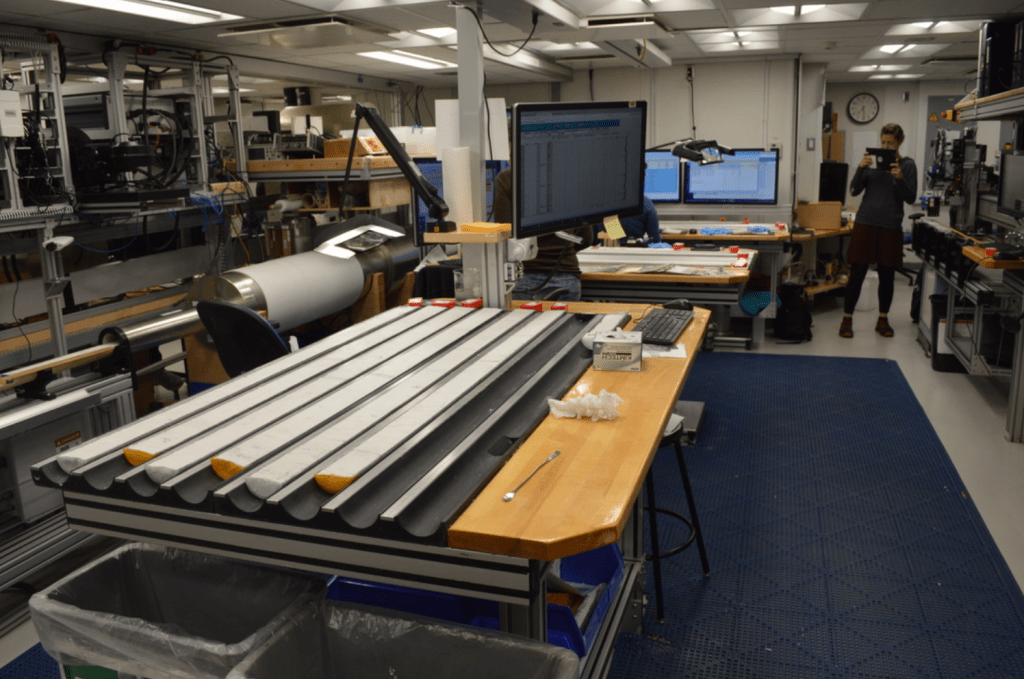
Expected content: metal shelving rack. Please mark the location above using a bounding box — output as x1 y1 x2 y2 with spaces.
0 33 75 217
952 89 1024 441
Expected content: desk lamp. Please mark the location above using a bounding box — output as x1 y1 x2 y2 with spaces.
646 139 735 166
339 103 455 238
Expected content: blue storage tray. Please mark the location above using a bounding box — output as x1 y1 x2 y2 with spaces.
325 544 624 657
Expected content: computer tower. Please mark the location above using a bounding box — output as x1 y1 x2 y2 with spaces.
818 162 849 203
978 21 1016 97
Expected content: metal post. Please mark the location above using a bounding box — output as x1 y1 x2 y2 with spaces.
226 65 247 178
38 224 69 361
1004 271 1024 441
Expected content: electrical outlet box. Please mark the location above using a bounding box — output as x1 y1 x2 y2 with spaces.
0 91 24 138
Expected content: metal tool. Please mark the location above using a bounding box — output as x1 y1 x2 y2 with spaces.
502 450 561 502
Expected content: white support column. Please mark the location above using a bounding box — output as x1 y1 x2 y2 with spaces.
456 4 508 308
456 5 486 223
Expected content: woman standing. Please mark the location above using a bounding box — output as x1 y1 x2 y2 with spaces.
840 123 917 338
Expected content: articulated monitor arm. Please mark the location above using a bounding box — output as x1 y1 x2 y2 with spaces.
647 139 735 165
344 103 455 234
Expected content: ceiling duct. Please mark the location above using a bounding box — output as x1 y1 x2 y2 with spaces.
597 40 672 68
583 14 671 40
218 16 392 49
554 54 617 64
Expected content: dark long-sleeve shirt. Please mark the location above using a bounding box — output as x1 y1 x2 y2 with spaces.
618 197 661 244
849 157 918 231
492 168 593 276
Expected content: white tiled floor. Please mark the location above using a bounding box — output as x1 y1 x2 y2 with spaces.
3 279 1023 669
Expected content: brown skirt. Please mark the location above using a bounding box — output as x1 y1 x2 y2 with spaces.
846 222 904 268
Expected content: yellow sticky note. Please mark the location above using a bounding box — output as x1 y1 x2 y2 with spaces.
603 215 626 240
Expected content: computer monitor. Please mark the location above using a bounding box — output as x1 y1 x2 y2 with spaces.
512 101 647 240
644 151 681 202
412 158 510 243
683 148 780 205
998 152 1024 219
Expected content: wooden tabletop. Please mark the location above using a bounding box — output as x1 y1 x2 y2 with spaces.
962 245 1024 270
448 307 710 561
790 225 854 242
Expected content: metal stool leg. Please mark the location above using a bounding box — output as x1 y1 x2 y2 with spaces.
644 470 666 624
674 441 710 577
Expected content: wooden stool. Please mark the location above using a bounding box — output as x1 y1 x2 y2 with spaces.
645 404 711 623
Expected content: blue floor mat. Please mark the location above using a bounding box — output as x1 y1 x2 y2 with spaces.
6 354 1024 679
611 353 1024 679
0 643 59 679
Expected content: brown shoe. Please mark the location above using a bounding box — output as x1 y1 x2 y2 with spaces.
875 317 894 337
839 317 853 338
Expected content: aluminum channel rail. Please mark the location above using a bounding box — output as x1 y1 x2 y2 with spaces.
34 306 598 545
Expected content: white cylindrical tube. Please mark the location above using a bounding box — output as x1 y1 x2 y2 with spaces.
239 251 365 330
273 198 304 212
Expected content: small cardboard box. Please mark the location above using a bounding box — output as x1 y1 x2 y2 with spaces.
593 331 642 372
323 136 384 158
796 201 843 231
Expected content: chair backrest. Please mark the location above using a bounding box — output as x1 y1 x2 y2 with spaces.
195 300 290 378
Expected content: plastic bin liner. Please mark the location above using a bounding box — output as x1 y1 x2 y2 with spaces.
29 543 327 679
227 599 580 679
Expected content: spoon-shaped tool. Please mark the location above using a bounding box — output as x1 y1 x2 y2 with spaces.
502 450 561 502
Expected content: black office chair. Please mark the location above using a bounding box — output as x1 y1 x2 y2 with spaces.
195 300 290 378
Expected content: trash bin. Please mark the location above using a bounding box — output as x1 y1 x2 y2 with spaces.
227 599 580 679
29 543 327 679
929 294 966 373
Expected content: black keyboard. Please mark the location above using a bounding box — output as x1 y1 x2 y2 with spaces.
632 308 695 346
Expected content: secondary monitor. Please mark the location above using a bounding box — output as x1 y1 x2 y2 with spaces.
998 152 1024 219
412 158 510 243
684 147 780 205
512 101 647 240
644 151 681 202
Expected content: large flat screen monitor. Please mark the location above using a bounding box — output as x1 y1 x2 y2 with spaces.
412 158 511 243
644 151 681 202
998 152 1024 219
512 101 647 239
683 147 780 205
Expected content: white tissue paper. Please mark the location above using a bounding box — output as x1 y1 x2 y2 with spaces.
548 390 624 421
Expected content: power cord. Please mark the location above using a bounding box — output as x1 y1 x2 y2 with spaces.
461 6 539 58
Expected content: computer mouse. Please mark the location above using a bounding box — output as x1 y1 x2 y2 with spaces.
689 229 698 234
664 298 693 311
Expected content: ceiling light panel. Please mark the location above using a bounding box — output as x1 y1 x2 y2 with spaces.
848 64 911 72
886 20 986 36
560 0 715 10
687 28 779 44
418 27 456 38
358 51 457 69
539 41 602 51
49 0 243 24
861 43 950 59
732 3 868 26
699 40 781 53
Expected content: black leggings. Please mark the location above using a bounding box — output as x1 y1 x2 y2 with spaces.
844 263 895 315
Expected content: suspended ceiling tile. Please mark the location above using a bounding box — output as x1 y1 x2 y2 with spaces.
860 0 1023 21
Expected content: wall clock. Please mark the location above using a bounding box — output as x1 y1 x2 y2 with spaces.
847 92 879 124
